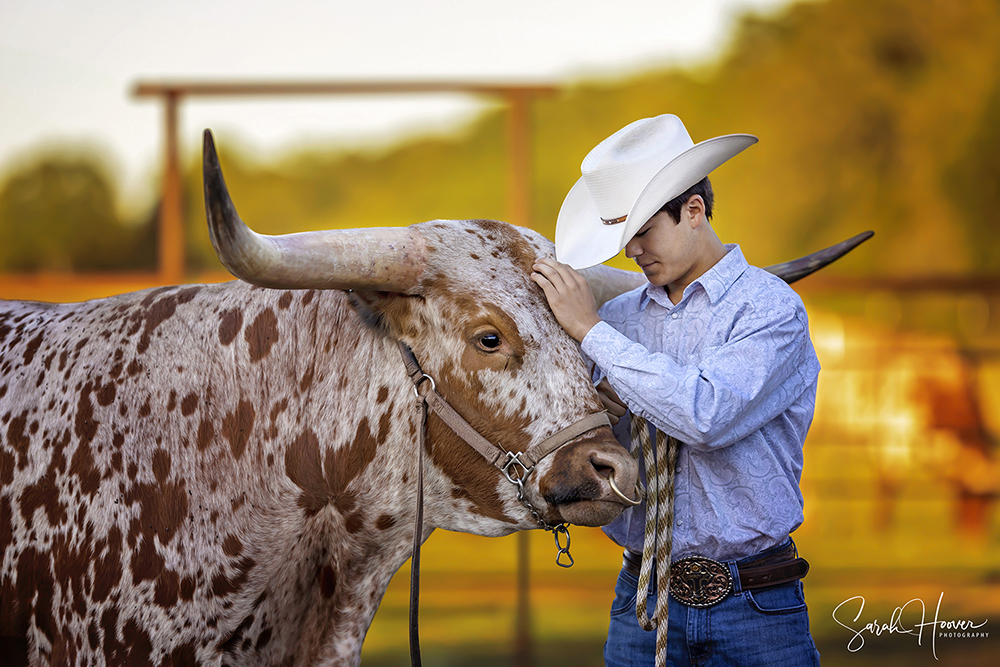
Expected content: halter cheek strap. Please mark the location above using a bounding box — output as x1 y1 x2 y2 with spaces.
398 340 613 666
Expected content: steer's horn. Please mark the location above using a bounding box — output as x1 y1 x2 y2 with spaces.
581 231 874 308
203 129 427 293
763 230 874 284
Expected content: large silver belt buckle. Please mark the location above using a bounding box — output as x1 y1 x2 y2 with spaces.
669 556 733 608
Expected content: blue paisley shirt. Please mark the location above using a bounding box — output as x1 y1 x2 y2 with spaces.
581 244 820 562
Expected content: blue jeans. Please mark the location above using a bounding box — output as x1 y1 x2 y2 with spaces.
604 542 821 666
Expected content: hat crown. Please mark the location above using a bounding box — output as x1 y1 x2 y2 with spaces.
555 113 756 269
581 114 694 221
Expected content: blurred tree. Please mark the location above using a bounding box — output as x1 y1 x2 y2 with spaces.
0 157 156 271
6 0 1000 281
944 68 1000 274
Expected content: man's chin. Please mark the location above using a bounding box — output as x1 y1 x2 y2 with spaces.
641 269 669 288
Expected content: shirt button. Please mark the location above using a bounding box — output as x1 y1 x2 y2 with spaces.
671 313 679 319
677 520 683 525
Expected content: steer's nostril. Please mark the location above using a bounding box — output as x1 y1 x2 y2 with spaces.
592 461 613 479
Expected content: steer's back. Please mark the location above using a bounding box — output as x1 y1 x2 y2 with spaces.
0 282 400 665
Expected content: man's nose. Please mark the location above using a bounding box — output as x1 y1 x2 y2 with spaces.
625 238 642 259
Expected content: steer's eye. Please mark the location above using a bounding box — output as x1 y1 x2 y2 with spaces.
478 333 503 351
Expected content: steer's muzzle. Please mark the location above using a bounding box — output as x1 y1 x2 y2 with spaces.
536 428 639 527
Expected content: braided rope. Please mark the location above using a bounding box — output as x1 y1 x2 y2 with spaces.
630 415 679 667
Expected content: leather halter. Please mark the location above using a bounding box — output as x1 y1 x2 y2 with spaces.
398 341 611 667
398 341 611 487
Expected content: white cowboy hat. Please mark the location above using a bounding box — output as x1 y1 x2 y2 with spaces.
554 114 758 269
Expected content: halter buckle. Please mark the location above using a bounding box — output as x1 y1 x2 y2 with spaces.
501 450 533 485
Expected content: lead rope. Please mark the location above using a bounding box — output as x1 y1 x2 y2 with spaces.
630 415 679 667
409 393 428 667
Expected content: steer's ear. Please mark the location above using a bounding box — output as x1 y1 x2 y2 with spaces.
347 291 423 340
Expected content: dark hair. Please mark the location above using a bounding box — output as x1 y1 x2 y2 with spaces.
657 176 714 223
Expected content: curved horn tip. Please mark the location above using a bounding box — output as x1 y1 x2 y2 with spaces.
847 230 875 247
829 229 875 258
764 229 875 284
201 128 248 272
202 131 227 216
203 129 220 172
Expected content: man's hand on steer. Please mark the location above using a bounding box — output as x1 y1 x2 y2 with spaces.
531 257 602 342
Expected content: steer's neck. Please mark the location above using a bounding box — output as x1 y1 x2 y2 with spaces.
232 287 428 664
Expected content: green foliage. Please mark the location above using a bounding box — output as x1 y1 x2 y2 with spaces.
0 157 155 271
943 65 1000 272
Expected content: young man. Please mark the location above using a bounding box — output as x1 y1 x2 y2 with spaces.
531 115 822 666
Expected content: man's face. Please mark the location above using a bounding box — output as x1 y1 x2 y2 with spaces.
623 208 698 288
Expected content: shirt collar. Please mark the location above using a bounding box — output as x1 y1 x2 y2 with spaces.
639 244 749 308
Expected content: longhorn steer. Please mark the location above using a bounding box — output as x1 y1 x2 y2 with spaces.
0 132 642 667
0 130 869 667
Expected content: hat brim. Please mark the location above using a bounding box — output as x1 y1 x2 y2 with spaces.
554 178 630 269
555 133 758 269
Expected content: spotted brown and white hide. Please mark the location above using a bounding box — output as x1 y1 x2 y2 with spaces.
0 215 639 666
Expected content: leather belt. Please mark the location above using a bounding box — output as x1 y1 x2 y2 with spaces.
622 543 809 608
